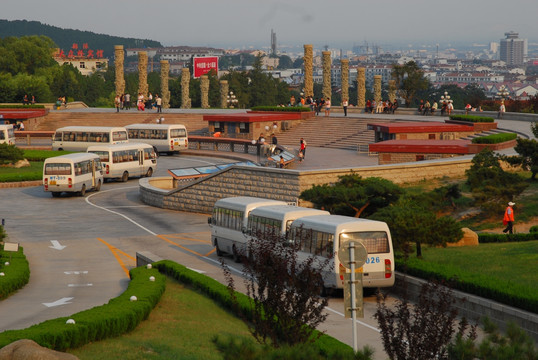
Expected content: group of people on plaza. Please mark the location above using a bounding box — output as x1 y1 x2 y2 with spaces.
365 99 399 114
113 92 162 113
22 94 36 106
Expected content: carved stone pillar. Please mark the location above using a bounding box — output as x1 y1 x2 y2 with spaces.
373 75 382 103
181 68 191 109
303 44 314 98
322 51 331 99
220 80 229 108
138 51 148 98
357 67 366 109
388 79 396 102
114 45 125 96
160 60 170 109
200 75 209 109
340 59 349 104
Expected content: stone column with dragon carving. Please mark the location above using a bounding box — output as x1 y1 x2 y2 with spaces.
138 51 148 98
373 75 382 103
220 80 229 108
200 75 209 109
340 59 349 105
303 44 314 99
160 60 170 109
114 45 125 96
357 67 366 109
322 51 331 99
181 68 191 109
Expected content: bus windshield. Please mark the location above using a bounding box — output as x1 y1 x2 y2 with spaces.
45 163 72 176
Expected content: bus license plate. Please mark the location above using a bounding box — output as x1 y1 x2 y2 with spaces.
50 180 56 185
174 142 179 145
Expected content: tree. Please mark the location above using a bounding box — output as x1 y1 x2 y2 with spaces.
221 230 331 348
391 61 429 108
300 174 403 218
504 122 538 180
371 199 462 257
466 149 528 214
277 55 293 69
375 280 476 360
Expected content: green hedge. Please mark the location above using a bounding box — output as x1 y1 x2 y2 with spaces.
530 225 538 233
250 106 312 112
478 232 538 243
0 105 45 109
0 245 30 300
449 114 495 123
471 132 517 144
0 266 165 351
154 260 354 358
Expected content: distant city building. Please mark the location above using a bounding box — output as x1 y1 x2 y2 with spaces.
125 46 225 62
500 31 526 66
271 29 277 56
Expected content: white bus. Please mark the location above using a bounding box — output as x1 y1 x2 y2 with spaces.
209 197 287 262
288 215 395 290
52 126 129 151
0 124 16 145
87 143 157 182
43 153 104 197
125 123 188 155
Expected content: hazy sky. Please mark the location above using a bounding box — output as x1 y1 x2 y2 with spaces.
3 0 538 50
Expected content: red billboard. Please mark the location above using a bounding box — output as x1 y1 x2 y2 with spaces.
193 56 219 78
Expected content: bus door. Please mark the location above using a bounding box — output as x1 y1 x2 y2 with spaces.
91 160 97 187
139 149 144 166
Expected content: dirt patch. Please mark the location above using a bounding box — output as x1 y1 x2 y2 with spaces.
482 216 538 234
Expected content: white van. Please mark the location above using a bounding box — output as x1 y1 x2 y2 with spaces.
126 124 188 154
0 124 16 145
43 153 104 197
87 143 157 182
52 126 129 151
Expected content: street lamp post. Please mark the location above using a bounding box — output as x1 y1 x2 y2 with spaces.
497 85 509 102
227 91 238 109
439 91 453 116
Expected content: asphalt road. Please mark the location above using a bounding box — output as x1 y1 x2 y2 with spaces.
0 154 394 359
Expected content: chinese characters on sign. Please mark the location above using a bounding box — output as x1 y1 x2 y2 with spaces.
56 43 104 59
193 56 219 78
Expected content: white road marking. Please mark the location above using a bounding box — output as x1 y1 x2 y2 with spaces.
64 271 89 275
43 297 73 307
49 240 66 250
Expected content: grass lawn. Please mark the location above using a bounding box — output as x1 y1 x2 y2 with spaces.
404 241 538 300
67 277 256 360
0 161 43 182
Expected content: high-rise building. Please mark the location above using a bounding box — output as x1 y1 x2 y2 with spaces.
500 31 526 66
270 29 277 56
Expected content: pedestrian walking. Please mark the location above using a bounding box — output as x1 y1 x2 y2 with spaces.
502 202 515 234
498 102 506 119
342 98 348 117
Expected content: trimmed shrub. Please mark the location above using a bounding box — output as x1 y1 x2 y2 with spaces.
0 144 24 165
449 114 495 123
250 106 312 112
471 133 517 144
530 225 538 233
478 232 538 243
0 105 45 109
0 245 30 300
0 266 165 350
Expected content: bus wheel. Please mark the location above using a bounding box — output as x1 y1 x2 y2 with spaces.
51 192 61 198
146 167 153 177
80 184 86 196
215 240 223 257
121 171 129 182
232 245 241 263
95 180 101 191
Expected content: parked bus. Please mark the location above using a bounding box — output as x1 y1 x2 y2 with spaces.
43 153 104 197
52 126 129 151
209 197 287 262
87 143 157 182
288 214 395 290
0 124 16 145
125 123 188 154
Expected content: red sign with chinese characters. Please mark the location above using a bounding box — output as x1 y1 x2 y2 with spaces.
193 56 219 78
56 43 104 59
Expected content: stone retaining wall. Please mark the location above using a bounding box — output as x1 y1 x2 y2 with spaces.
139 157 474 213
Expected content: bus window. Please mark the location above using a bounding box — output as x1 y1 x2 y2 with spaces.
171 128 187 138
113 131 128 141
44 163 71 176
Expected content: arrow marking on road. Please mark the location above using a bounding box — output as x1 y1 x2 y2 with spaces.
43 297 74 307
49 240 66 250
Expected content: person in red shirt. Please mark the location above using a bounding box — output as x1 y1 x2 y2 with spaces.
502 202 515 234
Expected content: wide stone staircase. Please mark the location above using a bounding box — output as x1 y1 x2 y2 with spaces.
27 112 209 135
277 116 393 150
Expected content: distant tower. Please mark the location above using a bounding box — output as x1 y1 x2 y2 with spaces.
271 29 277 56
500 31 526 66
